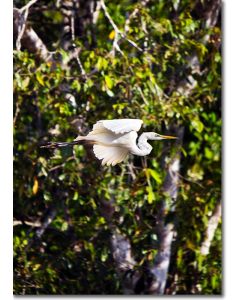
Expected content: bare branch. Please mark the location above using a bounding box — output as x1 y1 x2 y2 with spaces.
124 36 143 52
22 207 58 253
92 1 101 24
13 219 41 227
13 98 22 127
35 208 57 239
200 202 222 256
15 0 39 51
100 0 119 32
19 0 39 13
100 0 143 56
124 0 150 33
70 15 87 77
14 8 52 61
15 9 28 51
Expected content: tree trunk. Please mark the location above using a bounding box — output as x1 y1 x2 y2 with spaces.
146 126 184 294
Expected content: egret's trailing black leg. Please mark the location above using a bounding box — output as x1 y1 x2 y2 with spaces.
40 140 81 149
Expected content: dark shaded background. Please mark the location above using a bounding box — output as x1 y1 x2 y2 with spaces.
13 0 221 295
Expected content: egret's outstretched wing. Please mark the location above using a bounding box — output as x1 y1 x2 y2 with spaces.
93 144 129 166
94 119 143 134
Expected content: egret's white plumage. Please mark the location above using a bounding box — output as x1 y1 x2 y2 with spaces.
42 119 176 166
98 119 143 134
93 144 129 166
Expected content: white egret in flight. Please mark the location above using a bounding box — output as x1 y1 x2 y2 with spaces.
42 119 176 166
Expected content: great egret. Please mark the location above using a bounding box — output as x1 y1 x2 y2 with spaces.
42 119 176 166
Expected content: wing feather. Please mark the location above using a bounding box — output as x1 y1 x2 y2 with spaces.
95 119 143 134
87 122 119 144
93 144 129 166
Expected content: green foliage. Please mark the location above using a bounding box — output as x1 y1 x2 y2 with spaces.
14 0 221 295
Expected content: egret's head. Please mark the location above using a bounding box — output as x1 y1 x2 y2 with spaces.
146 132 177 141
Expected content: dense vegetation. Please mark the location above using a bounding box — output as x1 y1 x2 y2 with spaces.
13 0 221 295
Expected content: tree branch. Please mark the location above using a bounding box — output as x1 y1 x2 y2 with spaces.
19 0 39 12
15 0 39 51
70 14 87 77
35 208 57 239
97 191 139 294
200 202 221 256
181 0 221 92
124 0 150 33
147 127 184 295
147 2 221 293
13 219 41 227
13 8 52 61
100 0 143 56
13 97 22 128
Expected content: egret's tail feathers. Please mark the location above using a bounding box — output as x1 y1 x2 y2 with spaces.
74 135 86 142
93 144 129 166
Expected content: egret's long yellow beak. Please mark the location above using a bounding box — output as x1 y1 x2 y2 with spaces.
159 134 177 140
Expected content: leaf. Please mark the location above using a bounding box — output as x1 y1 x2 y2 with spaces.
61 221 68 231
22 77 30 90
89 51 95 59
61 145 73 158
32 264 41 271
109 30 115 40
113 103 128 114
204 147 213 159
192 118 204 133
101 252 108 262
106 89 114 97
148 168 162 184
32 177 39 195
187 164 204 181
58 174 66 181
146 186 155 204
136 71 144 79
105 75 114 89
73 191 78 201
96 57 108 70
211 275 218 289
180 146 187 157
72 80 81 92
151 234 158 241
215 52 221 63
36 72 44 86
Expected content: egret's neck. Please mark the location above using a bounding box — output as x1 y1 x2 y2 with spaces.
131 133 152 156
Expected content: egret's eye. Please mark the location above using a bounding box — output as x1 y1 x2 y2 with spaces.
155 134 159 137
